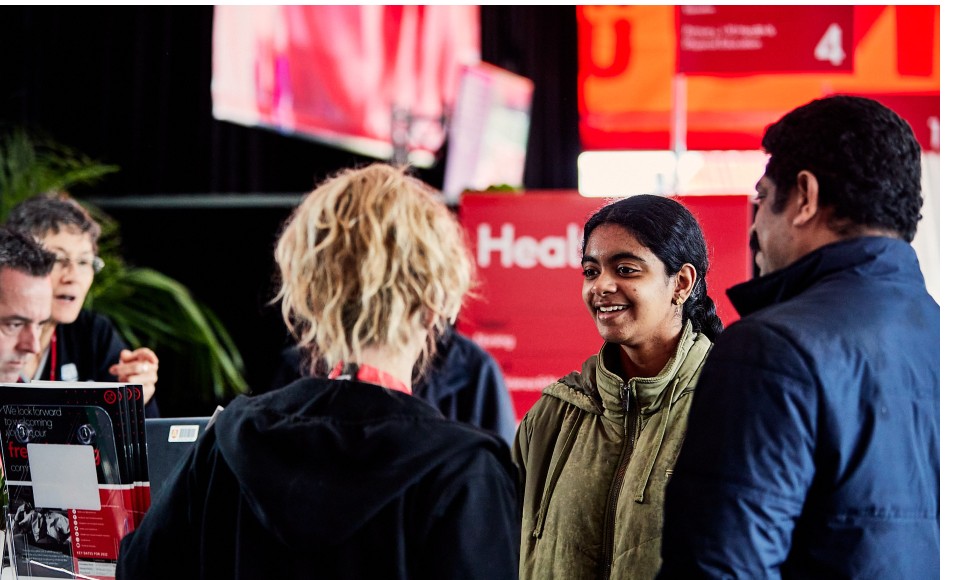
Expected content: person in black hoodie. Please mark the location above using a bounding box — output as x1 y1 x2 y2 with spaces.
269 323 517 444
117 163 520 579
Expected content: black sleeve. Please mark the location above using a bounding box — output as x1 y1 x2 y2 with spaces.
660 321 816 578
58 311 161 417
93 313 162 417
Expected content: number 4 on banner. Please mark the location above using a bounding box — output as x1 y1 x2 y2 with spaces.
814 23 846 66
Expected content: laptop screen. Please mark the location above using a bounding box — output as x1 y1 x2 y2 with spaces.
145 417 212 497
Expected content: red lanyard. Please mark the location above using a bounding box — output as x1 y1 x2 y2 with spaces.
328 361 411 395
49 332 57 381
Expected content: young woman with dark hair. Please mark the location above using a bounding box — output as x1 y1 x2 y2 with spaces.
514 194 722 579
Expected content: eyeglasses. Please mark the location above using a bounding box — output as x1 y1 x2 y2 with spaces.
53 255 105 274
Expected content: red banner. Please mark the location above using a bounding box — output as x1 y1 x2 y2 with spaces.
458 192 753 420
578 6 940 150
676 5 854 74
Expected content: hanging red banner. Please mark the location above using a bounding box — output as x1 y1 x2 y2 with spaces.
578 6 940 150
676 5 854 74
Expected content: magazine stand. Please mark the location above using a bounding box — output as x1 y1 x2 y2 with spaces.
0 381 148 580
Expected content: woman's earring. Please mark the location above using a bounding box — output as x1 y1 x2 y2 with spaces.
674 296 684 316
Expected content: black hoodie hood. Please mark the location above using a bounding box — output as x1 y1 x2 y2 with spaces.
213 377 511 551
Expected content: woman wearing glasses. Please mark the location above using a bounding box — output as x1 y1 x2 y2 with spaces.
6 194 160 416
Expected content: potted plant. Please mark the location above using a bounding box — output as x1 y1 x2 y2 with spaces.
0 127 249 408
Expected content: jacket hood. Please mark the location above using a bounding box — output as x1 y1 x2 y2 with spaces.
545 321 709 420
728 236 924 317
213 377 509 550
546 361 604 415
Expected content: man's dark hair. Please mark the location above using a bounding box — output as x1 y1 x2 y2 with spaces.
761 95 923 241
0 227 56 277
6 194 102 251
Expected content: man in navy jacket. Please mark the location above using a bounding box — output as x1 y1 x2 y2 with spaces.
660 96 939 579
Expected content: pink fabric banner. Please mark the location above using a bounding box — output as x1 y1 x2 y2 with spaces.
212 6 480 164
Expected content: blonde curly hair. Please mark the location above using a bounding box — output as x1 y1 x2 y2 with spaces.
274 163 474 378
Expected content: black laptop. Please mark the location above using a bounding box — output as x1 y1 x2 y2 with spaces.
145 416 213 497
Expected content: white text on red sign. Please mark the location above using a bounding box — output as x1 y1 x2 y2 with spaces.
476 223 583 269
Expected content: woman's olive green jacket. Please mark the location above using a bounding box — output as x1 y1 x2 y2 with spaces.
513 322 712 579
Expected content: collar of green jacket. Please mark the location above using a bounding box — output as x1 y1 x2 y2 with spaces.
544 321 710 425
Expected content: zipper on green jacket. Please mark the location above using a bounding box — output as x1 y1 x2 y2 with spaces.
600 383 636 578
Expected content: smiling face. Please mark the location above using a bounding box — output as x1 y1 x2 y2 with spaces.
581 223 681 350
40 228 97 325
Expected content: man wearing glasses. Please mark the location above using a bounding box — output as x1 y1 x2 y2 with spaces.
6 195 161 416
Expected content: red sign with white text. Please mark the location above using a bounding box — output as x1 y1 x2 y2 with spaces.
676 5 854 74
579 6 938 150
458 192 753 420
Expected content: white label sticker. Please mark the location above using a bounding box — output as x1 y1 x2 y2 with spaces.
167 425 200 443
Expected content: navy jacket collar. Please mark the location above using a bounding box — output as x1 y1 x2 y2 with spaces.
727 236 920 317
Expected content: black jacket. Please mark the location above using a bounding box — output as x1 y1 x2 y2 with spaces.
117 377 520 579
42 309 160 417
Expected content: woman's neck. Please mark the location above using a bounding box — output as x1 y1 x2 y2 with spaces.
342 344 417 391
616 324 684 379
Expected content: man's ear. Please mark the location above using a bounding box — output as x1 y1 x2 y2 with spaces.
792 170 820 227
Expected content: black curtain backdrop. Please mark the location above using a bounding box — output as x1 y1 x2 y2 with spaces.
1 6 579 414
3 6 578 195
